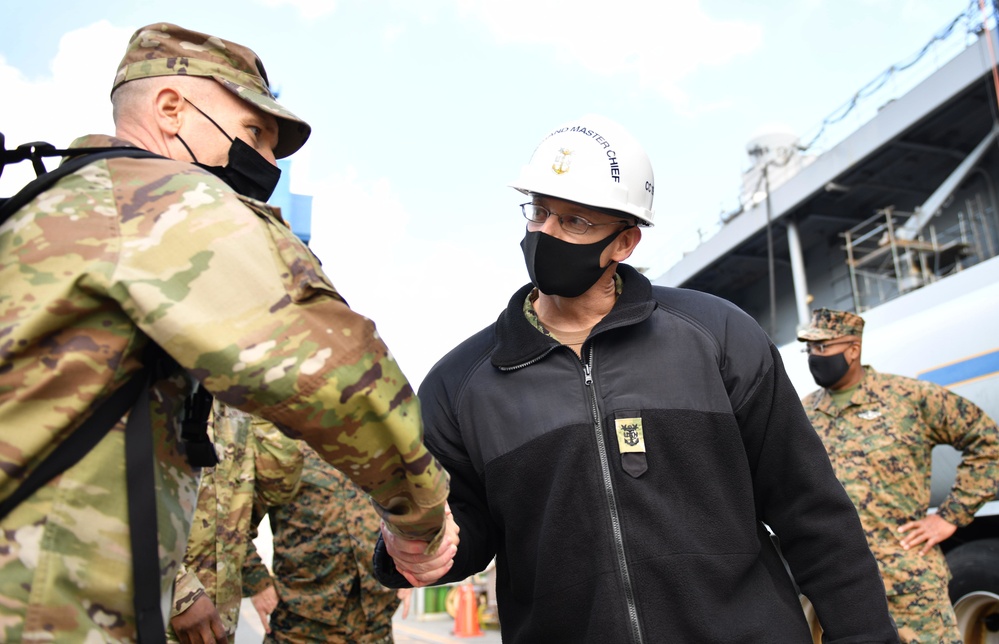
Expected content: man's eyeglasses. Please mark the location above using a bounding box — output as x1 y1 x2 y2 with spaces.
801 340 857 354
521 203 633 236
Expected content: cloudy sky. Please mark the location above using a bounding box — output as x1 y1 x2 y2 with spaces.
2 0 978 387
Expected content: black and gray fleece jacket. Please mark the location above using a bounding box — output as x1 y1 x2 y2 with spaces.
375 264 898 644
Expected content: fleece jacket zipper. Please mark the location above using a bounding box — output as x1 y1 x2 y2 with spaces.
583 346 644 644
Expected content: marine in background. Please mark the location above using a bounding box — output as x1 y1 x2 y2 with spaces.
244 443 409 644
799 307 999 644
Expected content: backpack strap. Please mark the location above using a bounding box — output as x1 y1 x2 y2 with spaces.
182 383 219 467
0 364 151 520
125 363 167 644
0 146 164 225
0 340 169 643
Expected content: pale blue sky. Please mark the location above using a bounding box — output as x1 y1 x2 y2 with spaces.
2 0 978 385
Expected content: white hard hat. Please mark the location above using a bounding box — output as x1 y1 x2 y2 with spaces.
510 114 655 226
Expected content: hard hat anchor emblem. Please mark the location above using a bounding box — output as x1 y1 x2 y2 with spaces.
551 148 573 175
510 114 655 226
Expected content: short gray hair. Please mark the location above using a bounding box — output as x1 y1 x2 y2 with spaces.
111 75 209 126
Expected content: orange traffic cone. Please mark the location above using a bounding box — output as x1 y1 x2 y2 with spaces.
452 583 484 638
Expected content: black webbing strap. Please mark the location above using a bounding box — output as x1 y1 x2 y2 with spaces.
0 360 167 643
0 373 148 520
182 383 219 468
125 376 167 644
0 146 164 225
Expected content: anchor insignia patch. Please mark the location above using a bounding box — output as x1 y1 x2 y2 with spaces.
615 418 645 453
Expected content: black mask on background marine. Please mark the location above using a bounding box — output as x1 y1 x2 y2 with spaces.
521 228 624 298
176 99 281 202
808 352 851 388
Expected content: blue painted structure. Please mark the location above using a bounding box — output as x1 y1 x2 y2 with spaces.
921 350 999 389
271 158 313 245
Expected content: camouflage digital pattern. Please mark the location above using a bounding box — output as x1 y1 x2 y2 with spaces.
112 23 310 159
166 403 302 641
888 586 961 644
797 307 865 342
243 443 400 644
0 135 447 642
522 274 624 336
802 367 999 641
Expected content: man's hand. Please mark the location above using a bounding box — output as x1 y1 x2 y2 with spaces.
250 585 279 634
382 503 460 587
397 588 413 619
170 594 228 644
898 514 957 555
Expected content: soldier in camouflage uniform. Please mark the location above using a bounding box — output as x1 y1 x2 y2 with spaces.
0 23 454 643
242 442 404 644
167 404 303 643
799 307 999 644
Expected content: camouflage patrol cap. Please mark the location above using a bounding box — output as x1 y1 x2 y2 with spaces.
112 23 310 159
797 308 865 342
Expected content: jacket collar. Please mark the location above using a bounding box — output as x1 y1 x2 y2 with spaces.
69 134 138 150
491 263 656 369
811 365 883 415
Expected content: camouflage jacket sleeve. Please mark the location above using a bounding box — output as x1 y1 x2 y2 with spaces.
103 154 448 541
249 416 304 508
918 378 999 526
171 562 208 619
241 534 274 597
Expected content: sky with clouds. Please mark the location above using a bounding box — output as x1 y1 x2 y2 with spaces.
1 0 980 387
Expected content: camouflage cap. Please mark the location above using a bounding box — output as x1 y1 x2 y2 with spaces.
797 308 865 342
112 23 310 159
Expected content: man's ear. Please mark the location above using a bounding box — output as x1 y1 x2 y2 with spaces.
610 226 642 263
847 340 863 364
153 86 185 136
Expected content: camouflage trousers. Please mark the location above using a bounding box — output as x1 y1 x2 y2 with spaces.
265 627 392 644
888 587 961 644
263 595 396 644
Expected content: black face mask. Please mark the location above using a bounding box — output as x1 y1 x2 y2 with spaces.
177 99 281 202
808 352 851 389
195 138 281 202
520 228 624 298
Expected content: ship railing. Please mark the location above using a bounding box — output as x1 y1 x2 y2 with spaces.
798 2 990 157
841 207 990 312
